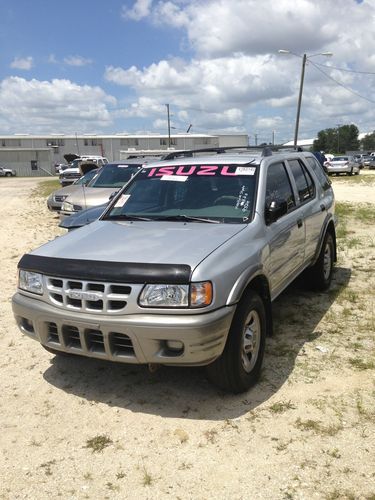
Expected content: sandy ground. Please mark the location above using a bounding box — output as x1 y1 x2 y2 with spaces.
0 174 374 500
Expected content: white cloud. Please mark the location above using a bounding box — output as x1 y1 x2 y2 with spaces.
0 77 116 134
116 0 375 139
122 0 153 20
63 55 93 67
10 57 33 70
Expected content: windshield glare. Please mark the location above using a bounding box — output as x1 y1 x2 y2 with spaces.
105 164 257 223
89 164 142 188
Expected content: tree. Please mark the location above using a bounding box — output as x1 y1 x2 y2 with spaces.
360 131 375 151
313 124 360 154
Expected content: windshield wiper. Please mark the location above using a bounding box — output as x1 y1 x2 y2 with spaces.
105 214 153 221
154 214 220 224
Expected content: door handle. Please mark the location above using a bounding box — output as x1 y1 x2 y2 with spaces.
297 219 303 228
320 204 326 212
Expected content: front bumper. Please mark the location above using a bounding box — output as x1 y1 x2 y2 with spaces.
12 292 236 366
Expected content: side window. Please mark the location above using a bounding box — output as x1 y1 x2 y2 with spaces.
288 159 315 203
306 157 331 190
265 162 296 211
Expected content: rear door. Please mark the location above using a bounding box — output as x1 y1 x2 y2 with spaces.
287 158 324 263
264 161 305 296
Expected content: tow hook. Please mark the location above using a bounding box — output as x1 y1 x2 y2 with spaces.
148 363 160 373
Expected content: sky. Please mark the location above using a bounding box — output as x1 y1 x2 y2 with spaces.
0 0 374 144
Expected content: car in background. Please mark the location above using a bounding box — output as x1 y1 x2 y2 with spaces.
47 168 101 212
59 159 152 218
325 156 360 176
0 166 16 177
367 156 375 169
59 156 108 186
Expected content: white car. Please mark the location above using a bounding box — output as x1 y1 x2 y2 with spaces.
0 166 16 177
325 156 360 176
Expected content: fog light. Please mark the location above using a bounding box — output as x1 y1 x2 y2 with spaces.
20 317 34 334
166 340 184 351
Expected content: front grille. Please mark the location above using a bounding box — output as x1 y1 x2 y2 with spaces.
109 333 135 356
44 323 135 359
54 195 66 202
46 277 131 314
47 322 60 343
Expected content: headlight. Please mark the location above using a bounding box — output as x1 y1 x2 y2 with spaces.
61 201 74 212
139 282 212 308
19 270 44 295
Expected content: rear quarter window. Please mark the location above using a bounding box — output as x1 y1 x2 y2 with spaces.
306 157 331 191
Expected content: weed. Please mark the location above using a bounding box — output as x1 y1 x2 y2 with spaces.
326 448 341 459
142 466 153 486
269 400 296 414
85 434 113 453
349 358 375 371
204 429 218 444
40 459 56 476
295 418 343 436
116 472 126 479
83 472 93 480
106 482 120 492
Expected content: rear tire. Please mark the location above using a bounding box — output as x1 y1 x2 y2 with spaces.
206 290 266 393
306 232 334 291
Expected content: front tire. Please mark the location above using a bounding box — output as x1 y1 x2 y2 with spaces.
206 290 266 393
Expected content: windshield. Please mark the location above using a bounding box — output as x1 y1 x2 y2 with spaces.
73 168 99 186
88 163 142 188
104 163 257 224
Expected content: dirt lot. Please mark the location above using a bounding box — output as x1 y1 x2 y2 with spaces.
0 173 374 500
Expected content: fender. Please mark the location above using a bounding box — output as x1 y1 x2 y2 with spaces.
311 215 337 266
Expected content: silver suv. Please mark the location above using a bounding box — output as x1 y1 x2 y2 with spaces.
12 147 336 393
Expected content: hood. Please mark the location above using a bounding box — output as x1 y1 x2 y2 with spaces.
64 153 80 163
65 187 118 209
30 220 246 270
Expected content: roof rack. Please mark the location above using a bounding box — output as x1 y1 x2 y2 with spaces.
161 144 299 161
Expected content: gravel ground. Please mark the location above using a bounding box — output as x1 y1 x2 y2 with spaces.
0 173 374 500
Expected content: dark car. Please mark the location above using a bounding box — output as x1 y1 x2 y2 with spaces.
59 203 108 230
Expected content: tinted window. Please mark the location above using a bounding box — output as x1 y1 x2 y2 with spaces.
306 157 331 190
288 159 315 203
265 162 295 211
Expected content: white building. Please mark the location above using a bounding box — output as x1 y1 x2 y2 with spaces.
0 133 249 176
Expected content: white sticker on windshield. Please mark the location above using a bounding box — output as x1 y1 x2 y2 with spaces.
235 166 256 175
161 175 188 182
114 194 130 207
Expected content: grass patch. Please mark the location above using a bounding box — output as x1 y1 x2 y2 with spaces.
85 434 113 453
295 418 343 436
32 178 61 198
349 358 375 371
269 400 296 414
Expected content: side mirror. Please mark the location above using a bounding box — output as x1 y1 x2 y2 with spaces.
265 199 288 225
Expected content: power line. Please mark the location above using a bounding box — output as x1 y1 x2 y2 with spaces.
313 61 375 75
309 60 375 105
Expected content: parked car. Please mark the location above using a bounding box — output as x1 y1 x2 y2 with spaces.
13 147 336 393
367 156 375 170
47 168 101 212
59 156 108 186
59 159 159 218
325 156 360 176
0 166 16 177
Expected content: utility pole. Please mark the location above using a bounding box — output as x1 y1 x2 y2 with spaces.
294 53 307 149
272 130 275 145
254 133 258 146
166 104 171 147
